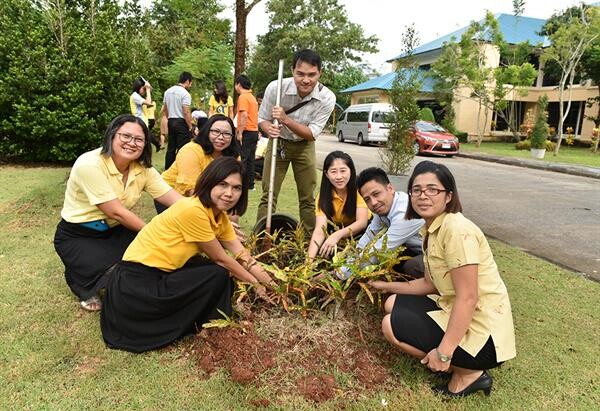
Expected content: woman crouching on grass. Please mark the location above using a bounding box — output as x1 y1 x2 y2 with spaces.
307 151 369 259
369 161 515 397
54 114 181 312
101 157 274 353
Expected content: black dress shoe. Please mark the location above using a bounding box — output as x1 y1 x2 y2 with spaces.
433 370 492 397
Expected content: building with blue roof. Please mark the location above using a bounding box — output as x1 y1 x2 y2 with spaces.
342 10 599 142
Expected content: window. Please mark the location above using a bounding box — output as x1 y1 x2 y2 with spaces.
371 111 391 123
347 111 369 122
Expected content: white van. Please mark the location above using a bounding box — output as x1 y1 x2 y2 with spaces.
335 103 392 145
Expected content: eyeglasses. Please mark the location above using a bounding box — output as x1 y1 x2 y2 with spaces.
409 187 448 197
117 132 145 146
209 129 234 141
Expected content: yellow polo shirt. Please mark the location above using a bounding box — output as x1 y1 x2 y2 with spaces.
161 142 215 195
422 212 516 362
209 95 234 117
315 191 368 226
143 102 156 121
123 197 236 271
60 148 171 227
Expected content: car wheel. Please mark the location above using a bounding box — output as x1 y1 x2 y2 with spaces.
337 131 344 142
357 133 365 146
413 141 420 155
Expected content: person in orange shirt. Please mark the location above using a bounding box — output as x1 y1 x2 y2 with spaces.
234 75 259 190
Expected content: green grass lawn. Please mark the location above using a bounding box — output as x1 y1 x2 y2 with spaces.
460 141 600 168
1 156 599 409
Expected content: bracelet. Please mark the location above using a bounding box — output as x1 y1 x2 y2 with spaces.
435 347 452 362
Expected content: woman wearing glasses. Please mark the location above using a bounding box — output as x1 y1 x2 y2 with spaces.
369 161 515 398
54 114 181 312
161 114 240 199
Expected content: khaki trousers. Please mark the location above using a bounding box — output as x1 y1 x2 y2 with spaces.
256 138 316 234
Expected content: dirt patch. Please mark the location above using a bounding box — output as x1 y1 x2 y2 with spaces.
73 356 104 377
182 303 401 405
297 374 337 403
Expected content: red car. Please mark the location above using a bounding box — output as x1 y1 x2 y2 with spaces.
412 121 460 157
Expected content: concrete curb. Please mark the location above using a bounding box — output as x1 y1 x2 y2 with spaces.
457 152 600 179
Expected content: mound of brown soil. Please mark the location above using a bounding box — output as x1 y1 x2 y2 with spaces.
181 304 402 405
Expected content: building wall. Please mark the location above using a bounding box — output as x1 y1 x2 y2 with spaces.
349 41 599 141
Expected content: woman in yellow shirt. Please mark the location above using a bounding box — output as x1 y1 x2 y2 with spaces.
308 151 369 258
370 161 516 397
53 115 181 312
100 157 274 352
161 115 240 198
208 80 234 119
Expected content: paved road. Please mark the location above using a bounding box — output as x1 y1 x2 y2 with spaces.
315 134 600 281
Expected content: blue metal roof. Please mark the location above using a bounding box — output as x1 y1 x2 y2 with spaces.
341 70 435 94
387 13 548 62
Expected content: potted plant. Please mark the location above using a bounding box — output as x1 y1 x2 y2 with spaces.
530 95 549 159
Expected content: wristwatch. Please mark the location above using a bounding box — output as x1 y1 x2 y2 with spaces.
436 348 452 362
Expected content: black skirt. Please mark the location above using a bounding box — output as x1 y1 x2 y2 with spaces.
53 219 137 300
100 260 233 353
390 294 502 370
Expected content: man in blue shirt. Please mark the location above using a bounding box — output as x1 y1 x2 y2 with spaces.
339 167 424 279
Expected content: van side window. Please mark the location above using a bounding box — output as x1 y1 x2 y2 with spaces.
348 111 369 122
372 111 390 123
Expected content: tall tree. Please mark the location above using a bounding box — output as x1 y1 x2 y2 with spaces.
161 43 234 107
234 0 263 91
541 5 600 154
580 41 600 152
379 24 421 175
148 0 232 91
327 65 369 109
247 0 378 93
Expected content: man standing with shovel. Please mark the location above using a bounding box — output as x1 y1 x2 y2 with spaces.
256 49 336 234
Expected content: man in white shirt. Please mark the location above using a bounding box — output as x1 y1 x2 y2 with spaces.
256 49 336 234
339 167 425 279
162 72 193 169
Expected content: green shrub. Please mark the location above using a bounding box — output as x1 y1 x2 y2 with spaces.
515 139 556 151
515 140 531 150
0 0 155 162
455 131 469 143
531 95 549 149
418 107 435 122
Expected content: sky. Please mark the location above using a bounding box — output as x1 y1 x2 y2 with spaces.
144 0 593 74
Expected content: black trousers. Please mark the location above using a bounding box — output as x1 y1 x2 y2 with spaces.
390 294 502 370
165 118 190 170
240 130 259 189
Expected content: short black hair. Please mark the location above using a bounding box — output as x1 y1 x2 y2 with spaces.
100 114 152 167
405 161 463 220
356 167 390 191
193 114 240 158
193 156 248 216
292 49 322 71
179 71 193 84
235 74 252 90
132 77 145 94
